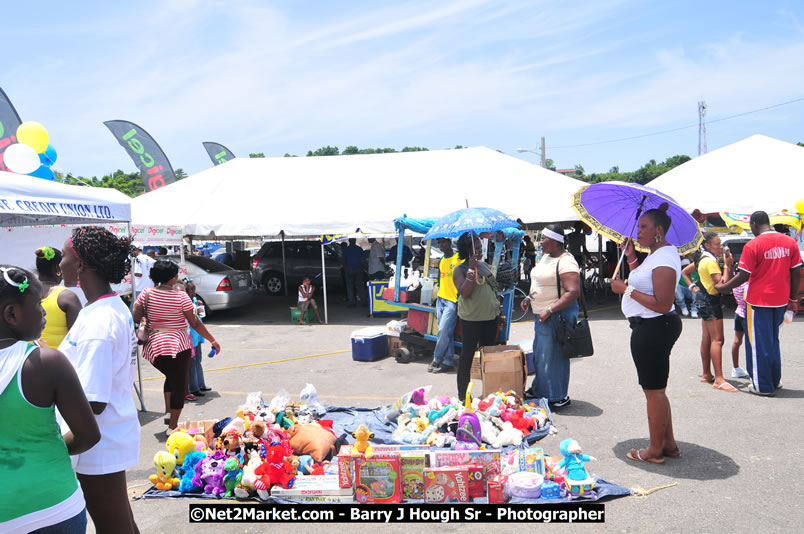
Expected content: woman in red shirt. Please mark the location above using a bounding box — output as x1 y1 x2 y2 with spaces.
133 260 220 434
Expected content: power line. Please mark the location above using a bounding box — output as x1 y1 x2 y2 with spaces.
547 96 804 149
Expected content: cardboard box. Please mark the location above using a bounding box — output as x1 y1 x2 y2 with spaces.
388 336 403 357
423 466 470 503
466 464 485 499
353 455 402 504
475 345 527 398
176 419 219 445
471 351 482 380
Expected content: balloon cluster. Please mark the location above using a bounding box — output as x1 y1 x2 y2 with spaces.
3 121 57 180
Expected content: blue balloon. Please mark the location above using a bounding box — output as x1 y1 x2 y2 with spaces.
28 165 55 180
39 144 57 167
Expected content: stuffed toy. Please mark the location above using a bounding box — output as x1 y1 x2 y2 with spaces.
431 406 458 430
350 424 375 458
297 454 315 475
194 434 209 452
287 423 337 463
509 409 532 434
557 439 595 482
222 418 246 438
222 429 242 457
166 431 196 467
234 449 263 499
223 456 244 498
296 412 314 425
253 443 295 499
178 451 207 493
249 420 267 440
149 451 180 490
193 451 227 497
490 420 523 449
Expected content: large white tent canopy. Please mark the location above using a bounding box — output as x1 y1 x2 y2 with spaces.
131 146 583 237
648 135 804 214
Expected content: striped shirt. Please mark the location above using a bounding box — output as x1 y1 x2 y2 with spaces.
733 282 748 318
136 288 194 363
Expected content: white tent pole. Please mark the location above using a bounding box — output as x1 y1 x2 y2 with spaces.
281 231 288 297
321 240 328 324
127 221 146 412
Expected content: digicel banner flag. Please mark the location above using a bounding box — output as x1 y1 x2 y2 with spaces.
0 87 23 172
104 120 177 192
202 141 236 166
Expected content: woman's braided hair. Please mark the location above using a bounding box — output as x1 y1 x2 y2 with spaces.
71 226 133 284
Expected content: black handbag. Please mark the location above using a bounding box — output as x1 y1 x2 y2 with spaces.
555 256 594 358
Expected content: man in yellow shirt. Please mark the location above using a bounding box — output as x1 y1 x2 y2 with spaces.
430 238 460 373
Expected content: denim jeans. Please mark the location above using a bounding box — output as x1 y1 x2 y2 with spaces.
432 298 458 367
30 509 87 534
188 343 207 393
344 266 363 304
674 284 697 313
528 301 579 402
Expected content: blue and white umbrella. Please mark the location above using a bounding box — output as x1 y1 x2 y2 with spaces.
423 207 520 241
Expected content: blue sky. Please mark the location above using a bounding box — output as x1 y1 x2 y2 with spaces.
4 0 804 178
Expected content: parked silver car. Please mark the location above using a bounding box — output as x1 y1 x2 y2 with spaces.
167 255 254 315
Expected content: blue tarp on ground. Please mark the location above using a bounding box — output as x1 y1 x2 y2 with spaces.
141 403 630 504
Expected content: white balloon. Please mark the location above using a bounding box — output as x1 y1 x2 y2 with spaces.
4 143 41 174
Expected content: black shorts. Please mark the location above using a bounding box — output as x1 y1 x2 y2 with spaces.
734 314 745 333
629 313 683 390
695 292 723 321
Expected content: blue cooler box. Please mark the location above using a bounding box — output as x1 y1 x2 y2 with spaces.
351 327 389 361
516 339 535 375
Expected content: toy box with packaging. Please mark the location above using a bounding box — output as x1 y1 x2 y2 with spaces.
487 475 509 504
400 453 427 499
501 447 546 476
429 449 501 483
269 475 353 499
353 455 402 504
423 466 471 503
337 444 430 488
351 327 389 362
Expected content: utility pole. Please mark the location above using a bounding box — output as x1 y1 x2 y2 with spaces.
540 136 546 168
697 101 707 156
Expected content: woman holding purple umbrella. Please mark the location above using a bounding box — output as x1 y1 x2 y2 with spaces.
610 203 683 465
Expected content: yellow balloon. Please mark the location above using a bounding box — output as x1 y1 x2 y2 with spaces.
16 121 49 153
795 198 804 215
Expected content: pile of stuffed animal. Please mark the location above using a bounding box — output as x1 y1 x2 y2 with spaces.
386 385 554 449
149 385 344 500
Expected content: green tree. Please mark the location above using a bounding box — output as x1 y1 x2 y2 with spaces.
249 152 265 158
306 146 340 157
174 168 188 180
574 164 585 177
544 158 556 171
401 146 428 152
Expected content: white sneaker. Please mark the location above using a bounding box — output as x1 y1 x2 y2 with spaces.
681 308 690 316
690 311 699 318
731 367 749 378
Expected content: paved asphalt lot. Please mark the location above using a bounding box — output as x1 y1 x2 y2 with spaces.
107 292 802 533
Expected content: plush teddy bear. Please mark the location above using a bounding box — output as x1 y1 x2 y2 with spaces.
350 424 375 458
234 449 263 499
253 442 295 499
490 420 523 449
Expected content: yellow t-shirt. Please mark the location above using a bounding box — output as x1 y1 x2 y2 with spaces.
41 286 69 348
437 254 460 303
697 256 721 295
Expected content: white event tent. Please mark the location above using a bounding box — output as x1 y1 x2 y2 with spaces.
131 146 584 236
0 170 150 410
648 134 804 214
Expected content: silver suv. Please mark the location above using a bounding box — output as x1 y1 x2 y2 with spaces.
251 241 346 296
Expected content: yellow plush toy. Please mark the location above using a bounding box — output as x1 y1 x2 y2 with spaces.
351 424 375 458
150 451 180 490
166 431 195 466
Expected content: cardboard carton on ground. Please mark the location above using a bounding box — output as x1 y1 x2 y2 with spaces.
473 344 527 398
176 419 219 445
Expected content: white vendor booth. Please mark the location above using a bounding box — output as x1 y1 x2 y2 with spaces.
0 170 153 410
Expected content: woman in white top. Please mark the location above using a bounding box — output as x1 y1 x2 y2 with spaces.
59 226 141 533
520 224 581 408
611 203 683 465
